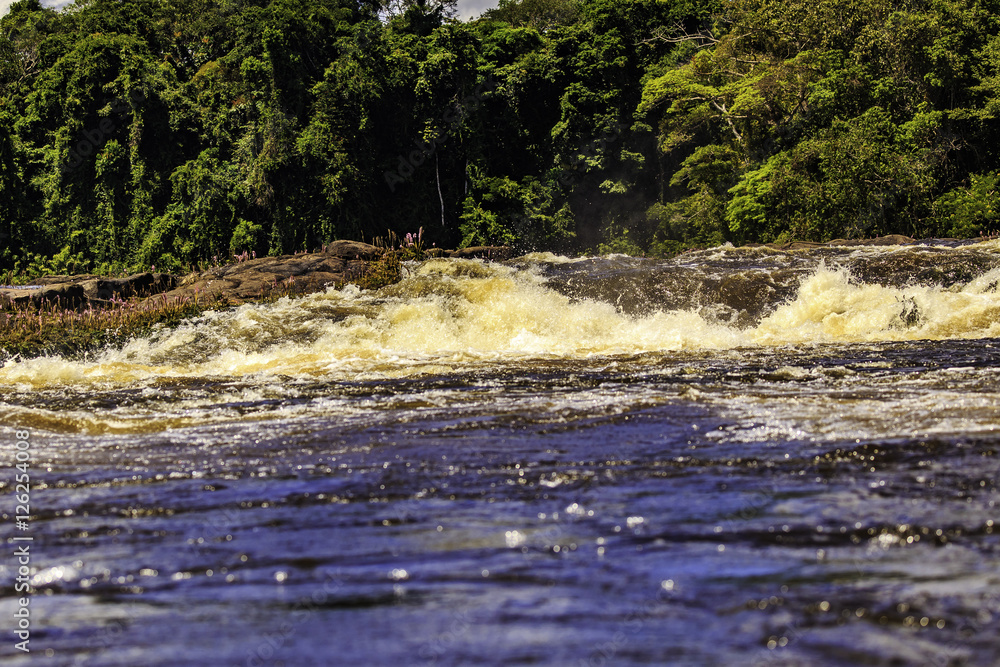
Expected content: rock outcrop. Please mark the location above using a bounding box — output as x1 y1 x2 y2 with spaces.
5 234 985 313
1 273 176 308
754 235 919 251
164 252 370 304
324 240 384 261
1 242 514 310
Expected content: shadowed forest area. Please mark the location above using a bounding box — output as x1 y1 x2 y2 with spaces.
3 0 1000 275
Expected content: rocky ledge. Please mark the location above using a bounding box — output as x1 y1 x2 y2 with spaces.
4 235 989 311
0 242 512 310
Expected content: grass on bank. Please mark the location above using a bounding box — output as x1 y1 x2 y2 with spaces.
0 251 407 361
0 294 230 361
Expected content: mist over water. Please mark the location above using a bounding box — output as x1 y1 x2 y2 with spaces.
2 242 1000 665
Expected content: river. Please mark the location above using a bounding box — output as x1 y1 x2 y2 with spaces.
2 241 999 666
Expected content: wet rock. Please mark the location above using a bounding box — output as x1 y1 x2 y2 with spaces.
33 283 86 308
540 255 808 325
161 253 369 303
3 247 386 311
773 241 828 251
822 235 916 247
80 273 176 302
762 235 917 250
449 246 512 260
31 274 100 286
3 242 513 313
863 234 916 246
537 257 672 316
4 241 523 313
847 248 1000 288
326 240 384 261
713 269 802 326
2 273 177 308
1 287 34 308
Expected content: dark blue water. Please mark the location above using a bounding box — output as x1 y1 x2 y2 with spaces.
3 338 999 666
6 244 1000 666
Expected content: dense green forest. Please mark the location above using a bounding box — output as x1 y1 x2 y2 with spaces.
2 0 1000 274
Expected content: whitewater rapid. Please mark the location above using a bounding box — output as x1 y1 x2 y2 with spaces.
4 242 1000 388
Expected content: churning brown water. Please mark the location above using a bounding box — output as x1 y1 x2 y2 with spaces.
2 241 999 666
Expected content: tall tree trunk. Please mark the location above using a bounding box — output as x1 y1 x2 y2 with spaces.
436 154 445 229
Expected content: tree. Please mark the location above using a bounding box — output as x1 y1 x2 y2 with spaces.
483 0 580 30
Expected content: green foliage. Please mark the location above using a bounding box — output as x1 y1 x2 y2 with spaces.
351 249 403 291
148 149 247 265
725 107 945 242
4 0 1000 272
459 169 576 250
13 245 90 279
637 0 1000 246
931 172 1000 237
484 0 581 30
594 225 644 256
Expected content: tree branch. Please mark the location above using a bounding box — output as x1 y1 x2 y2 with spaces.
710 100 743 143
640 22 719 50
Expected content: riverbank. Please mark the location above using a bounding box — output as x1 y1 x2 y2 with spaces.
2 234 992 361
0 242 511 360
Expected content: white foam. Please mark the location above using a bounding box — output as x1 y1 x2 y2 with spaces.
4 259 1000 388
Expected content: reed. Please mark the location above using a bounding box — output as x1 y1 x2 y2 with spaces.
0 293 232 361
0 250 400 361
347 251 403 291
